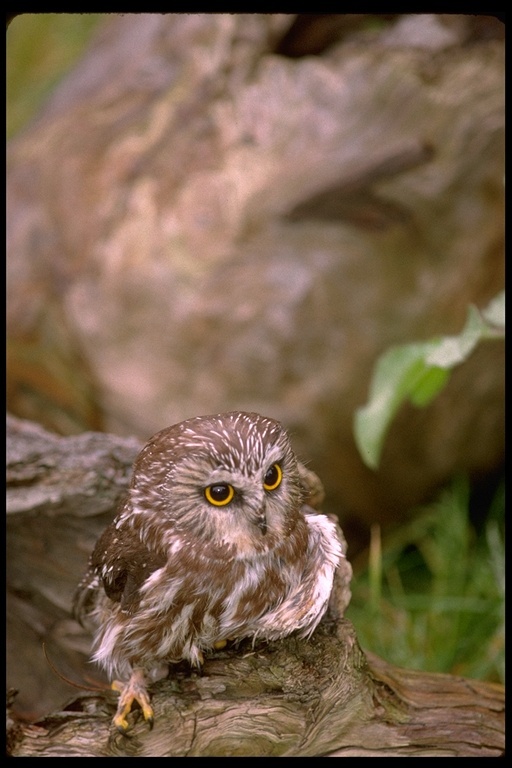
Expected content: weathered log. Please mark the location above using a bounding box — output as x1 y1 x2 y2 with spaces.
6 414 504 756
8 624 505 758
6 414 141 720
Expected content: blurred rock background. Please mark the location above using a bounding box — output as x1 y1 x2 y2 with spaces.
6 11 505 723
7 13 504 537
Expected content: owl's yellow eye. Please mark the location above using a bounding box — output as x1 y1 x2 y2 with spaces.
263 463 282 491
205 483 235 506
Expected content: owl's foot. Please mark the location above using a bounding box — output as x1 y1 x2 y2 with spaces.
111 669 154 733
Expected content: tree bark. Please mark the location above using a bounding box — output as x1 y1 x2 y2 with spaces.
6 414 504 757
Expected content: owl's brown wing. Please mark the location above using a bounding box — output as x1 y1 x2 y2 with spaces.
297 461 325 509
73 516 167 628
89 520 167 614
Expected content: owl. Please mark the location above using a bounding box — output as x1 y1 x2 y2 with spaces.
73 411 343 733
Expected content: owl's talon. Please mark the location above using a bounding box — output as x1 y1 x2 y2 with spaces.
111 669 154 733
114 714 131 735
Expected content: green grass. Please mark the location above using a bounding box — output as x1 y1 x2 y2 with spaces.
346 474 504 684
7 13 105 139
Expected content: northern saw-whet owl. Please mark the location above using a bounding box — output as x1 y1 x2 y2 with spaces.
73 411 343 733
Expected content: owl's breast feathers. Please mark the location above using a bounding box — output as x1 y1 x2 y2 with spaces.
73 504 342 677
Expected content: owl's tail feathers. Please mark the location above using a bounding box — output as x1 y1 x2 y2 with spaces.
72 570 101 629
111 668 154 734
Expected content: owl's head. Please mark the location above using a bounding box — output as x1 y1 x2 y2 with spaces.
128 412 304 555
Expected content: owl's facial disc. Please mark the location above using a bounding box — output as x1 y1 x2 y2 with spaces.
204 478 268 534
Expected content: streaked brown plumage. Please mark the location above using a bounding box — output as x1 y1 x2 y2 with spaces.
73 411 343 732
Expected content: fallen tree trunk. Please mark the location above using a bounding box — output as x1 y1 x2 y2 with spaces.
7 627 506 757
6 414 505 757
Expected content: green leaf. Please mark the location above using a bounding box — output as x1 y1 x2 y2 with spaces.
482 290 505 329
409 365 450 407
425 305 486 368
354 344 435 470
354 295 505 470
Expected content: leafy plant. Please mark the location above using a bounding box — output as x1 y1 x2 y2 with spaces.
349 291 504 683
353 291 505 470
346 475 505 683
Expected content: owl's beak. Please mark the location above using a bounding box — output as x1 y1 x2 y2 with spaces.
256 512 267 535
